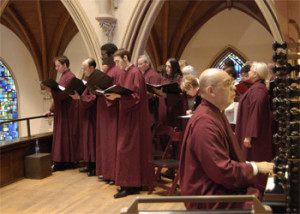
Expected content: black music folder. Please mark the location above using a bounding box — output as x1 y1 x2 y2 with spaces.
146 82 181 95
95 84 133 95
41 79 59 89
64 77 86 95
86 71 114 90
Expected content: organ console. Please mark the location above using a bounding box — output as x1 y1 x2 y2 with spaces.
263 40 299 214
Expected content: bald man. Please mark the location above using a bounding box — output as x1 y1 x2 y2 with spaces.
179 68 274 210
70 58 99 176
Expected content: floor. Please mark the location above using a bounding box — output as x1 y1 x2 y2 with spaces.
0 168 185 214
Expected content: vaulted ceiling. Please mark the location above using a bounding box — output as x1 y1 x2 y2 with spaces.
146 0 270 68
1 0 78 80
1 0 283 79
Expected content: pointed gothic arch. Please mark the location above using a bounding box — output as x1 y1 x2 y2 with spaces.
61 0 102 67
122 0 282 65
211 47 247 80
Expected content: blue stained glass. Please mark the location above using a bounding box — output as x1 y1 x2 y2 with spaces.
0 61 18 141
216 52 245 82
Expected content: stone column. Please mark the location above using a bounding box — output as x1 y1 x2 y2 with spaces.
96 0 117 43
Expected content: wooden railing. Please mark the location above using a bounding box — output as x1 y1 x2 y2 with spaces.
121 196 272 214
0 114 53 138
0 115 53 187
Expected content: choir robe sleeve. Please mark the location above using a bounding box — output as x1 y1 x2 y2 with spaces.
192 117 255 189
145 70 161 101
49 89 72 112
80 88 97 109
103 66 124 108
50 69 75 111
119 73 142 112
50 102 55 112
244 87 270 139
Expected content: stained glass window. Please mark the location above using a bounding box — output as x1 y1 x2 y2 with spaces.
216 52 245 81
0 61 18 141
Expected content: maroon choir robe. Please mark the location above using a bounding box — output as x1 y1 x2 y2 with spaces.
234 80 253 102
50 69 79 162
158 76 186 130
179 100 261 210
115 65 153 187
78 71 98 162
235 79 273 188
143 68 161 131
95 65 125 180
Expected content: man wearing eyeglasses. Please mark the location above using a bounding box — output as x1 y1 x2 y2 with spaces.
179 68 274 210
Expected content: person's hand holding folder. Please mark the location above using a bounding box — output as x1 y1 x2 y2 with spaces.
42 85 52 93
104 93 121 100
152 87 167 98
69 90 80 100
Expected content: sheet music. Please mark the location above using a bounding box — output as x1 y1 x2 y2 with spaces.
265 176 275 191
178 114 192 119
58 85 65 91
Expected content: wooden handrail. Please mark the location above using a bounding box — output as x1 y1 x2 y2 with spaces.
121 195 272 214
0 114 54 124
0 114 54 137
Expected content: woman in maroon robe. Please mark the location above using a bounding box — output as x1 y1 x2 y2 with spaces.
180 74 202 114
157 58 186 131
235 62 274 189
106 49 153 198
95 43 125 184
44 56 78 171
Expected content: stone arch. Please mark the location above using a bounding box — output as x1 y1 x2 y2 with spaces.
121 0 164 63
122 0 283 63
210 46 248 68
61 0 102 67
255 0 283 42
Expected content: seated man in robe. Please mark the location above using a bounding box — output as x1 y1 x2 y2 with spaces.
179 68 274 210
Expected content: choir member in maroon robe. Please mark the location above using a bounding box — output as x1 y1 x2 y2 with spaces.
235 62 274 190
44 56 78 171
95 43 125 185
156 58 186 131
180 74 201 115
70 58 98 176
179 68 274 210
235 64 253 102
153 58 186 179
137 54 161 132
105 48 153 198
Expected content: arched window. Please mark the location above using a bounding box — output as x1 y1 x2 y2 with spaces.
0 61 18 141
212 48 246 81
